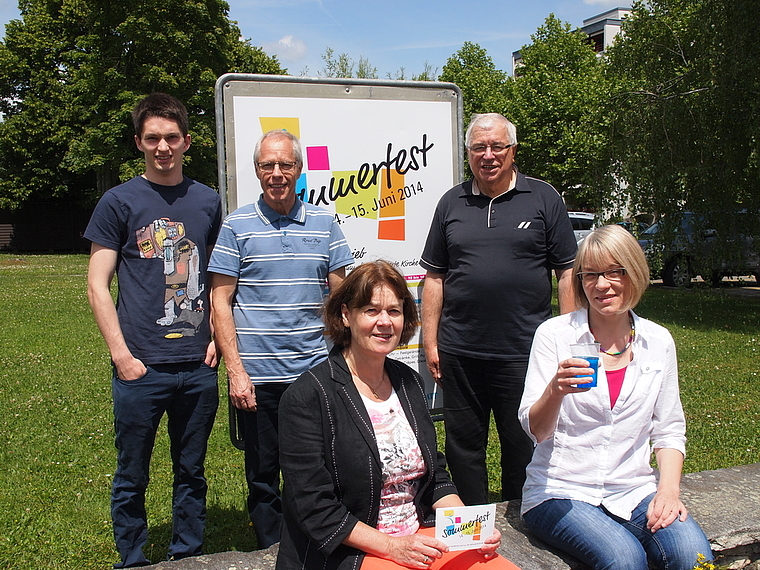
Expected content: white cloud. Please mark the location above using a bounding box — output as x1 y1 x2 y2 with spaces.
263 35 308 63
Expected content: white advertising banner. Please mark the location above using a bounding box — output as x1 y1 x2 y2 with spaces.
215 75 463 411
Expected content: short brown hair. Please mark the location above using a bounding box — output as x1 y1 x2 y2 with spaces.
572 224 650 311
324 260 418 349
132 93 189 138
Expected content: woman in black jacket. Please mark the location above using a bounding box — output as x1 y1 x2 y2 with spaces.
276 261 516 570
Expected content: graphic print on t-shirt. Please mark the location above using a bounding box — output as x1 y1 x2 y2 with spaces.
135 218 205 339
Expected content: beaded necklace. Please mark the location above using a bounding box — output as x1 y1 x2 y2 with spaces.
589 310 636 356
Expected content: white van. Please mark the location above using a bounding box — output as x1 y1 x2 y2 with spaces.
568 212 595 245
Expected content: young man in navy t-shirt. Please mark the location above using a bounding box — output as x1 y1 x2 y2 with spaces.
85 93 222 568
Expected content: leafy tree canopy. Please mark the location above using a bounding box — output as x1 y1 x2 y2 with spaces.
0 0 283 209
606 0 760 234
439 31 609 203
315 47 439 82
387 62 439 82
504 14 611 205
319 47 377 79
439 41 507 125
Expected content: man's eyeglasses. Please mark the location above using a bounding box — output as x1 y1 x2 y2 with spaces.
257 161 298 172
468 143 514 155
576 268 627 284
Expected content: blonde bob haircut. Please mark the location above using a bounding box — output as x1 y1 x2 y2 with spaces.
572 224 650 311
323 260 418 349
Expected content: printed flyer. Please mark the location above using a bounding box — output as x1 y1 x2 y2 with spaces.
435 504 496 551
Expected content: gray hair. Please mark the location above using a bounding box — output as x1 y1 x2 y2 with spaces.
253 130 304 165
465 113 517 147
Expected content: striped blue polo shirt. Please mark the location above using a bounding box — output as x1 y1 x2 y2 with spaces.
209 196 353 384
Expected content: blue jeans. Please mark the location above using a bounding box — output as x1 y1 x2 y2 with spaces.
523 493 713 570
241 382 288 548
439 352 533 502
111 361 218 568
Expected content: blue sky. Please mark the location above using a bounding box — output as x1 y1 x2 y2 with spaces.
0 0 626 77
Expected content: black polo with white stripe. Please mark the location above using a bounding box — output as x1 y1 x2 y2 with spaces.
420 170 577 360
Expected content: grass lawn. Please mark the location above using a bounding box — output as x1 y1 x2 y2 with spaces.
1 254 758 569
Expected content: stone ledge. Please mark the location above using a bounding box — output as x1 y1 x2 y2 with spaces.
680 463 760 552
144 546 279 570
144 463 760 570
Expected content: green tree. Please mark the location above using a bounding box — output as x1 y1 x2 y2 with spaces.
319 47 377 79
439 42 508 180
387 62 438 82
0 0 283 209
504 14 611 205
411 62 439 82
439 42 507 124
607 0 760 231
356 56 378 80
317 47 437 82
319 47 355 78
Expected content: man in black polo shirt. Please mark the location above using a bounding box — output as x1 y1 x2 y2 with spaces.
420 113 576 504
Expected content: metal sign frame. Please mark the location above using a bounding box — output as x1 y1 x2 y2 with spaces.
214 74 462 418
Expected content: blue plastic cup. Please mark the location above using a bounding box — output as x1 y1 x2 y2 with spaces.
570 343 600 388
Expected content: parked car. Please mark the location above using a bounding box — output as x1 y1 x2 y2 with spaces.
568 211 595 245
616 220 652 238
637 212 760 287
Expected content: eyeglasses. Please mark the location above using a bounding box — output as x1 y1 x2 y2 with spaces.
256 161 298 172
468 143 514 155
576 268 627 284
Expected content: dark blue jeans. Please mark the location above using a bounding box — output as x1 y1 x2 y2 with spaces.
111 361 218 568
523 493 713 570
241 382 288 549
439 351 533 503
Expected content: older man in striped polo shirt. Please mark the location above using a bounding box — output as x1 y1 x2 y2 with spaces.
210 130 354 548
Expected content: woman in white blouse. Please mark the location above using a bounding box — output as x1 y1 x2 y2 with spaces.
518 225 712 570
